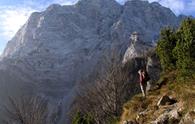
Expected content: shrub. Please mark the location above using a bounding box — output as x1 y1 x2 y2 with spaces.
72 112 94 124
157 18 195 77
156 27 177 71
173 18 195 76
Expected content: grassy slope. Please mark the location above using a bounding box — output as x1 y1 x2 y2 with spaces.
118 71 195 124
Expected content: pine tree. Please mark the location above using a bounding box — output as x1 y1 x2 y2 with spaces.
156 27 177 71
173 18 195 75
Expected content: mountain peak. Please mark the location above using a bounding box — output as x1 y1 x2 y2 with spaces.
151 1 162 6
47 4 61 9
124 0 149 5
76 0 120 10
45 4 64 13
0 0 183 123
77 0 117 5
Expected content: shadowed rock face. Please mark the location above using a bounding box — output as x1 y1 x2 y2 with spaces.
0 0 183 123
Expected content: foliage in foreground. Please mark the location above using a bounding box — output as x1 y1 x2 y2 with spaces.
156 27 176 70
156 18 195 76
72 112 94 124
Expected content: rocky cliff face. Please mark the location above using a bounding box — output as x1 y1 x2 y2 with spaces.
0 0 183 123
122 32 153 64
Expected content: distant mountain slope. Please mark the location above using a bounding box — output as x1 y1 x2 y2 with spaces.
0 0 184 123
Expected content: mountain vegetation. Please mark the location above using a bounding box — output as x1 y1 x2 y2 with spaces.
119 18 195 124
157 18 195 77
71 18 195 124
3 96 48 124
0 0 191 123
70 53 132 124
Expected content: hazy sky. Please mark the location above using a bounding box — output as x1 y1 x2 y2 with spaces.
0 0 194 54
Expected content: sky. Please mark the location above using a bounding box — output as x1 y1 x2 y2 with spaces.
0 0 194 54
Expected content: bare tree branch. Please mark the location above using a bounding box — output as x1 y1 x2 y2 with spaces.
71 52 133 124
3 95 48 124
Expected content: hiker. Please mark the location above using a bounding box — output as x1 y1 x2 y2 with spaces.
138 69 150 98
143 69 151 92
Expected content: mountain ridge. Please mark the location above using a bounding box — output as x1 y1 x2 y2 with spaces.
0 0 186 123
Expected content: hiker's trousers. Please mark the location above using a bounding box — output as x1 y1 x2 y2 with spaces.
140 82 147 97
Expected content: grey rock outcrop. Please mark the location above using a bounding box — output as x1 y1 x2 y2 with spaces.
122 32 153 64
151 109 180 124
0 0 184 123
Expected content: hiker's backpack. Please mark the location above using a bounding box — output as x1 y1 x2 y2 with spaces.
144 71 150 82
